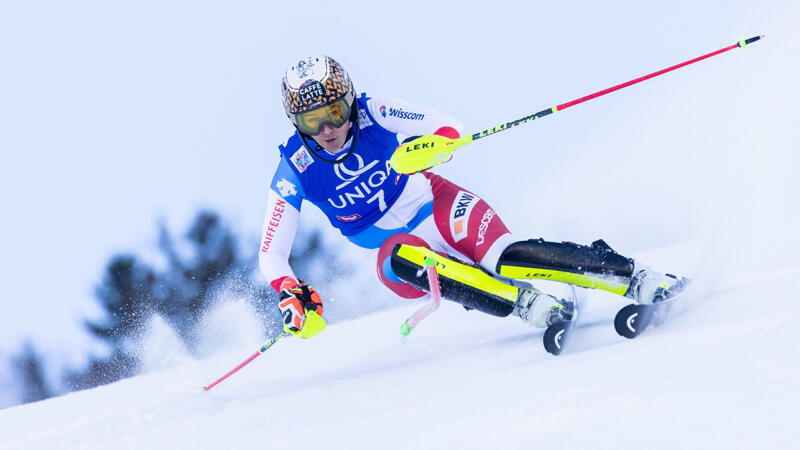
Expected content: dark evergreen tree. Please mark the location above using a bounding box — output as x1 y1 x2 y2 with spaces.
58 209 350 397
64 350 138 392
88 255 157 345
183 212 239 326
154 211 247 344
12 343 52 404
66 255 157 389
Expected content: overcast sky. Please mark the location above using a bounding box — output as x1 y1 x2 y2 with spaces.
2 0 798 381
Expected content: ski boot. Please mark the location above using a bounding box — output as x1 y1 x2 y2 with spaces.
514 287 575 328
515 287 577 355
624 264 688 305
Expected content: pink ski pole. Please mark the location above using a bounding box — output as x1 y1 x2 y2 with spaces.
400 256 442 337
203 330 290 391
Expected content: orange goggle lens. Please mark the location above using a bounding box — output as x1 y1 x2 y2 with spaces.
294 98 351 136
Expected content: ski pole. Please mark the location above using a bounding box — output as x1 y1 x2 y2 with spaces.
203 330 290 391
400 256 442 337
389 35 764 174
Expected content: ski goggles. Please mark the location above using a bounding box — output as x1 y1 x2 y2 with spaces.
293 97 352 136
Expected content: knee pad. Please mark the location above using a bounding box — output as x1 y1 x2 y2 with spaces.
376 234 430 299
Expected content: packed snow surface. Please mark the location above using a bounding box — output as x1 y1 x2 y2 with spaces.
1 244 797 449
2 1 799 446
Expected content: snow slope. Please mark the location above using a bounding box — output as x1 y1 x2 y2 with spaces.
2 0 799 444
1 244 798 450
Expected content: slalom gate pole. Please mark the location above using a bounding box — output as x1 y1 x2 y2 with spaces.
203 330 290 391
389 35 763 174
400 256 443 337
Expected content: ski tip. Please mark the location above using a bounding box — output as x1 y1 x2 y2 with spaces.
614 304 641 339
614 303 660 339
543 321 573 356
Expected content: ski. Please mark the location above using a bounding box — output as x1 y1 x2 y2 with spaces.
614 277 690 339
543 286 579 355
543 320 574 355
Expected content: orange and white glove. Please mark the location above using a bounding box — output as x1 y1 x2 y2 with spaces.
277 277 326 339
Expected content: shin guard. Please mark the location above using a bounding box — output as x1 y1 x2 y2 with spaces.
390 244 517 317
497 239 634 295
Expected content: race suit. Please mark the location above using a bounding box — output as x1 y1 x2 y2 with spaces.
259 93 516 298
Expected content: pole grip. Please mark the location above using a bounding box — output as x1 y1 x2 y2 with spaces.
742 35 763 47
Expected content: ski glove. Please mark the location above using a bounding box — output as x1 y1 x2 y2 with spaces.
278 277 326 339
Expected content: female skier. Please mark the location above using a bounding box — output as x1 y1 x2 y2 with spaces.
259 56 683 339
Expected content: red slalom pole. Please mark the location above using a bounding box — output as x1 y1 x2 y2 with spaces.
203 331 289 391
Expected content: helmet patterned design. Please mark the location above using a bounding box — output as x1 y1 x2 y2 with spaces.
281 56 355 118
